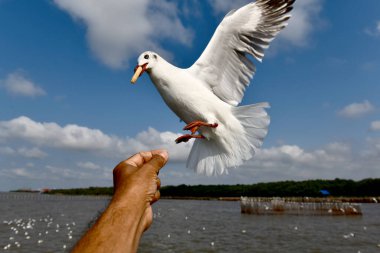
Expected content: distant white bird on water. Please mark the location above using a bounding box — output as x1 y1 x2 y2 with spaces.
131 0 295 175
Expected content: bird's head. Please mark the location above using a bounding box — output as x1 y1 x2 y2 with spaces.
131 51 159 84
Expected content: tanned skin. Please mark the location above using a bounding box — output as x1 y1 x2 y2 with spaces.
71 150 168 253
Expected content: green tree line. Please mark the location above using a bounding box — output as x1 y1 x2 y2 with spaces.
47 178 380 197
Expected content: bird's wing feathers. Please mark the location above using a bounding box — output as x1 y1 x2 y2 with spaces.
188 0 295 106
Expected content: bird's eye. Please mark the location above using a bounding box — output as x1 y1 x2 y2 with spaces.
144 54 149 59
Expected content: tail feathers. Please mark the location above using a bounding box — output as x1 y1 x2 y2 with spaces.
186 102 270 176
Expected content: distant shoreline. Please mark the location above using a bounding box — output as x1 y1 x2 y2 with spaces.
3 192 379 203
10 178 380 203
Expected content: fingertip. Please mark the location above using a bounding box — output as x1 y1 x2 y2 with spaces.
148 154 167 172
152 149 169 162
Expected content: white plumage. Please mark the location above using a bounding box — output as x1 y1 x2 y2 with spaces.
131 0 295 175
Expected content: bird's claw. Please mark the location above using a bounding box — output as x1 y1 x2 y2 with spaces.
183 121 218 134
175 134 205 144
175 134 192 144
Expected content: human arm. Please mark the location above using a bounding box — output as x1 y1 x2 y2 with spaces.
71 149 168 253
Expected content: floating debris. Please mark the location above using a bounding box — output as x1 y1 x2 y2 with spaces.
210 242 215 247
38 239 43 244
187 230 191 234
343 233 355 239
167 234 171 238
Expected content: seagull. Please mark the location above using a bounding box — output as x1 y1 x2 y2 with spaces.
131 0 295 175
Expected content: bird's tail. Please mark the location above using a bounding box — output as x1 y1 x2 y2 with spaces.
186 102 270 175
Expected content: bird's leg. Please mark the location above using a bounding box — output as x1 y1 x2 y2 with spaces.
175 121 218 144
175 134 205 144
183 120 218 134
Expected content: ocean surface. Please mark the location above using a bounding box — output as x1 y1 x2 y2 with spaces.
0 192 379 253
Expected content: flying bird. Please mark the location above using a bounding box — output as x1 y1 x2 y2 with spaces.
131 0 295 175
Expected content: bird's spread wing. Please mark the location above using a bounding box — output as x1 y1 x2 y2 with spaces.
188 0 294 106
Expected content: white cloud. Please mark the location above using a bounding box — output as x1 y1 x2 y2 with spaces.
17 147 47 159
370 120 380 131
10 168 35 179
365 20 380 37
2 116 380 189
207 0 324 47
237 141 377 181
0 146 47 158
1 71 46 97
338 100 375 118
278 0 323 47
0 116 191 161
53 0 193 68
77 161 101 170
0 116 115 151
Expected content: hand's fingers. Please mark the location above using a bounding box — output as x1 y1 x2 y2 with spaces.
151 149 169 161
151 190 160 204
124 151 153 168
114 151 155 176
142 153 168 174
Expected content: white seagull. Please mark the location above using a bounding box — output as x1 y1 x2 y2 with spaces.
131 0 295 175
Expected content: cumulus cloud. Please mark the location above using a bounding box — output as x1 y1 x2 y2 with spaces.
208 0 324 47
235 141 380 181
77 161 101 170
1 71 46 97
254 142 352 170
338 100 375 118
2 116 380 189
365 20 380 37
0 116 191 161
0 116 115 151
9 168 36 179
370 120 380 132
0 146 47 159
278 0 324 47
53 0 193 68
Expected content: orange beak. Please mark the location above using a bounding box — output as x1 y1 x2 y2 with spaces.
131 63 148 84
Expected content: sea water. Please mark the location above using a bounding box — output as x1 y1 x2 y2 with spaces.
0 193 379 253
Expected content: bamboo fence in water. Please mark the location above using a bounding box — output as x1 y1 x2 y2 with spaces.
240 197 362 215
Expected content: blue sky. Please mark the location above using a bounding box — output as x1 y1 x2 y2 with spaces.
1 0 380 191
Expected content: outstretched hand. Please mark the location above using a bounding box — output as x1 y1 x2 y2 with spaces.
112 150 168 231
72 149 168 253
